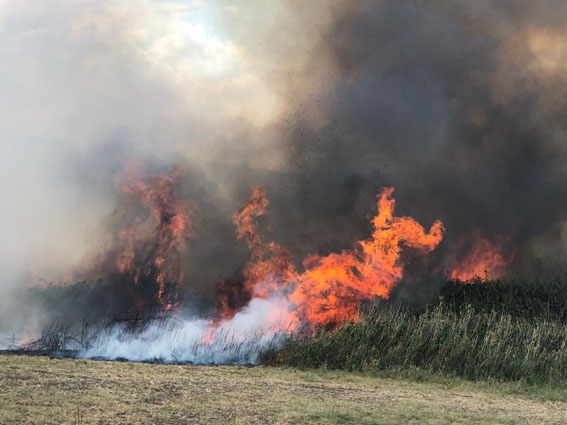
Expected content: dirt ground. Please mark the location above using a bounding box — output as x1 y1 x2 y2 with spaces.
1 355 567 424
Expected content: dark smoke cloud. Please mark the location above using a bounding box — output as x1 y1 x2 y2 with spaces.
2 1 567 336
251 0 567 275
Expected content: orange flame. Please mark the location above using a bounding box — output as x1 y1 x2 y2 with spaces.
216 187 295 321
449 237 515 281
222 187 445 329
114 167 193 310
233 187 296 294
290 188 444 327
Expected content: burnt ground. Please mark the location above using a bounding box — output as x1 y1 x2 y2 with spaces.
1 355 567 424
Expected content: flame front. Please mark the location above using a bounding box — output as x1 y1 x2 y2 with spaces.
290 188 445 327
219 187 445 330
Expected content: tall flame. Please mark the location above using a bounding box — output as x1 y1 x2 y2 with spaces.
290 188 445 326
112 167 192 310
220 187 445 329
233 187 295 296
216 187 295 321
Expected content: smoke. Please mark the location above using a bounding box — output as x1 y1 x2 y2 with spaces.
261 0 567 273
1 1 567 361
0 0 294 289
81 295 291 364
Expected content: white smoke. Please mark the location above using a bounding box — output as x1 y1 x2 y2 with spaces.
80 296 294 365
0 0 298 294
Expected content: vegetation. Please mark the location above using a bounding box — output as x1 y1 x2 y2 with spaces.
2 355 567 425
439 277 567 322
5 279 567 423
269 278 567 385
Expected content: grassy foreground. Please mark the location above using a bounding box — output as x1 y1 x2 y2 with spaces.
2 355 567 425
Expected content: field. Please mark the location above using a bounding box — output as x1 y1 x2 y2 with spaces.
4 280 567 424
2 355 567 425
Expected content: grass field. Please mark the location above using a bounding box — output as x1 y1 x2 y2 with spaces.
2 355 567 424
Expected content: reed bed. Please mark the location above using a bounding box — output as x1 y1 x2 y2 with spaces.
271 297 567 384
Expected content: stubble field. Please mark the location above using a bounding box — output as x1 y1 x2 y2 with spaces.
2 355 567 425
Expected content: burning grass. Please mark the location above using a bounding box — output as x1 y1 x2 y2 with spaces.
5 279 567 423
7 175 567 379
7 277 567 379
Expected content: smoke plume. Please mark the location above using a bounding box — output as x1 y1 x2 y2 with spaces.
1 1 566 362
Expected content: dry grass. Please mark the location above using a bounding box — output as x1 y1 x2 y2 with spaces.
2 355 567 424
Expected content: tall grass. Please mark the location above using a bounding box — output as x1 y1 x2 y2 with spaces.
439 277 567 322
270 301 567 384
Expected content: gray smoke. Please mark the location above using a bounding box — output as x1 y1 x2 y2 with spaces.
258 0 567 271
1 1 567 361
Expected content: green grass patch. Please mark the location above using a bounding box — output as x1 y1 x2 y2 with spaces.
268 284 567 385
439 277 567 322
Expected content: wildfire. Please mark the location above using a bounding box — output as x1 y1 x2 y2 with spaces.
220 187 445 329
449 237 515 281
290 188 444 326
29 167 519 339
112 167 193 310
215 187 295 321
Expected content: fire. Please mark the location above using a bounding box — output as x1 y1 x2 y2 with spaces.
111 166 193 310
29 165 520 342
449 237 515 281
232 187 296 292
290 188 444 326
233 187 295 297
216 187 295 320
25 166 193 315
220 187 445 329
